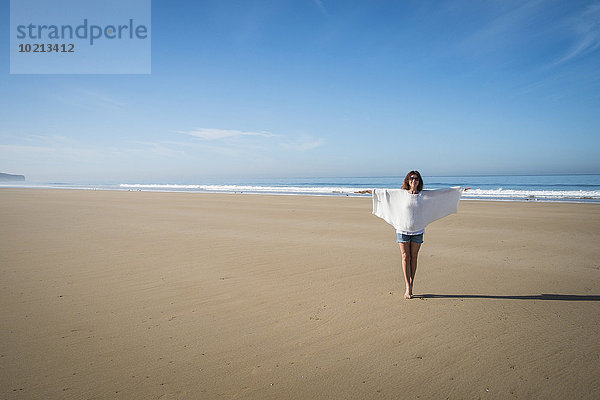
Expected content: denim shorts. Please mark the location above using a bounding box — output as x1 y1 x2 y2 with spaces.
396 233 424 244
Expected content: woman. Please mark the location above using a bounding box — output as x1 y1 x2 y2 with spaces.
356 171 469 299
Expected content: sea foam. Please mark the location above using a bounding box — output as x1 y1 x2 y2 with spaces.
117 183 600 202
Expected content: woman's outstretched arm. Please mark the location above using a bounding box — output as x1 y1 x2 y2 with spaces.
357 188 469 194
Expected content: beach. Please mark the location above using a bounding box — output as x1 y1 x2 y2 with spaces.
1 188 599 399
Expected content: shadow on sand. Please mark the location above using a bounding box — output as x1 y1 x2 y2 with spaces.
415 293 600 301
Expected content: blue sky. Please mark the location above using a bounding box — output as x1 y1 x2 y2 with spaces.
1 0 599 182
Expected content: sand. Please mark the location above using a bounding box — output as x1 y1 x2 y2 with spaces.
1 188 599 399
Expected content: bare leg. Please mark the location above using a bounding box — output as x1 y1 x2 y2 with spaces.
409 241 421 295
399 242 412 299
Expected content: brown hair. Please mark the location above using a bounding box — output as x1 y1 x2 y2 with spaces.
402 170 423 192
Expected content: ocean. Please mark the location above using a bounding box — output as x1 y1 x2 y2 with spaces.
2 174 600 203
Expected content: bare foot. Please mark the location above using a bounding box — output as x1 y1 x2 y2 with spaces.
404 289 412 299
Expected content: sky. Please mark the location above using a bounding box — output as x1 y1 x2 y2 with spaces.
1 0 599 182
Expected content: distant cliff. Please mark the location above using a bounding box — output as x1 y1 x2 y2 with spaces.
0 173 25 181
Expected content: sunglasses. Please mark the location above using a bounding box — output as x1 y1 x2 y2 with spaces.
410 176 419 181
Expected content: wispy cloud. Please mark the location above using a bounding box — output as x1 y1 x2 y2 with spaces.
0 136 187 165
51 88 125 111
456 0 545 56
281 136 325 151
0 142 108 162
554 2 600 65
78 89 124 108
176 127 325 153
313 0 328 16
129 141 186 157
178 128 278 140
159 139 243 157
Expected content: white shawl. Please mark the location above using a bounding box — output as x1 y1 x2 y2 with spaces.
372 187 464 234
